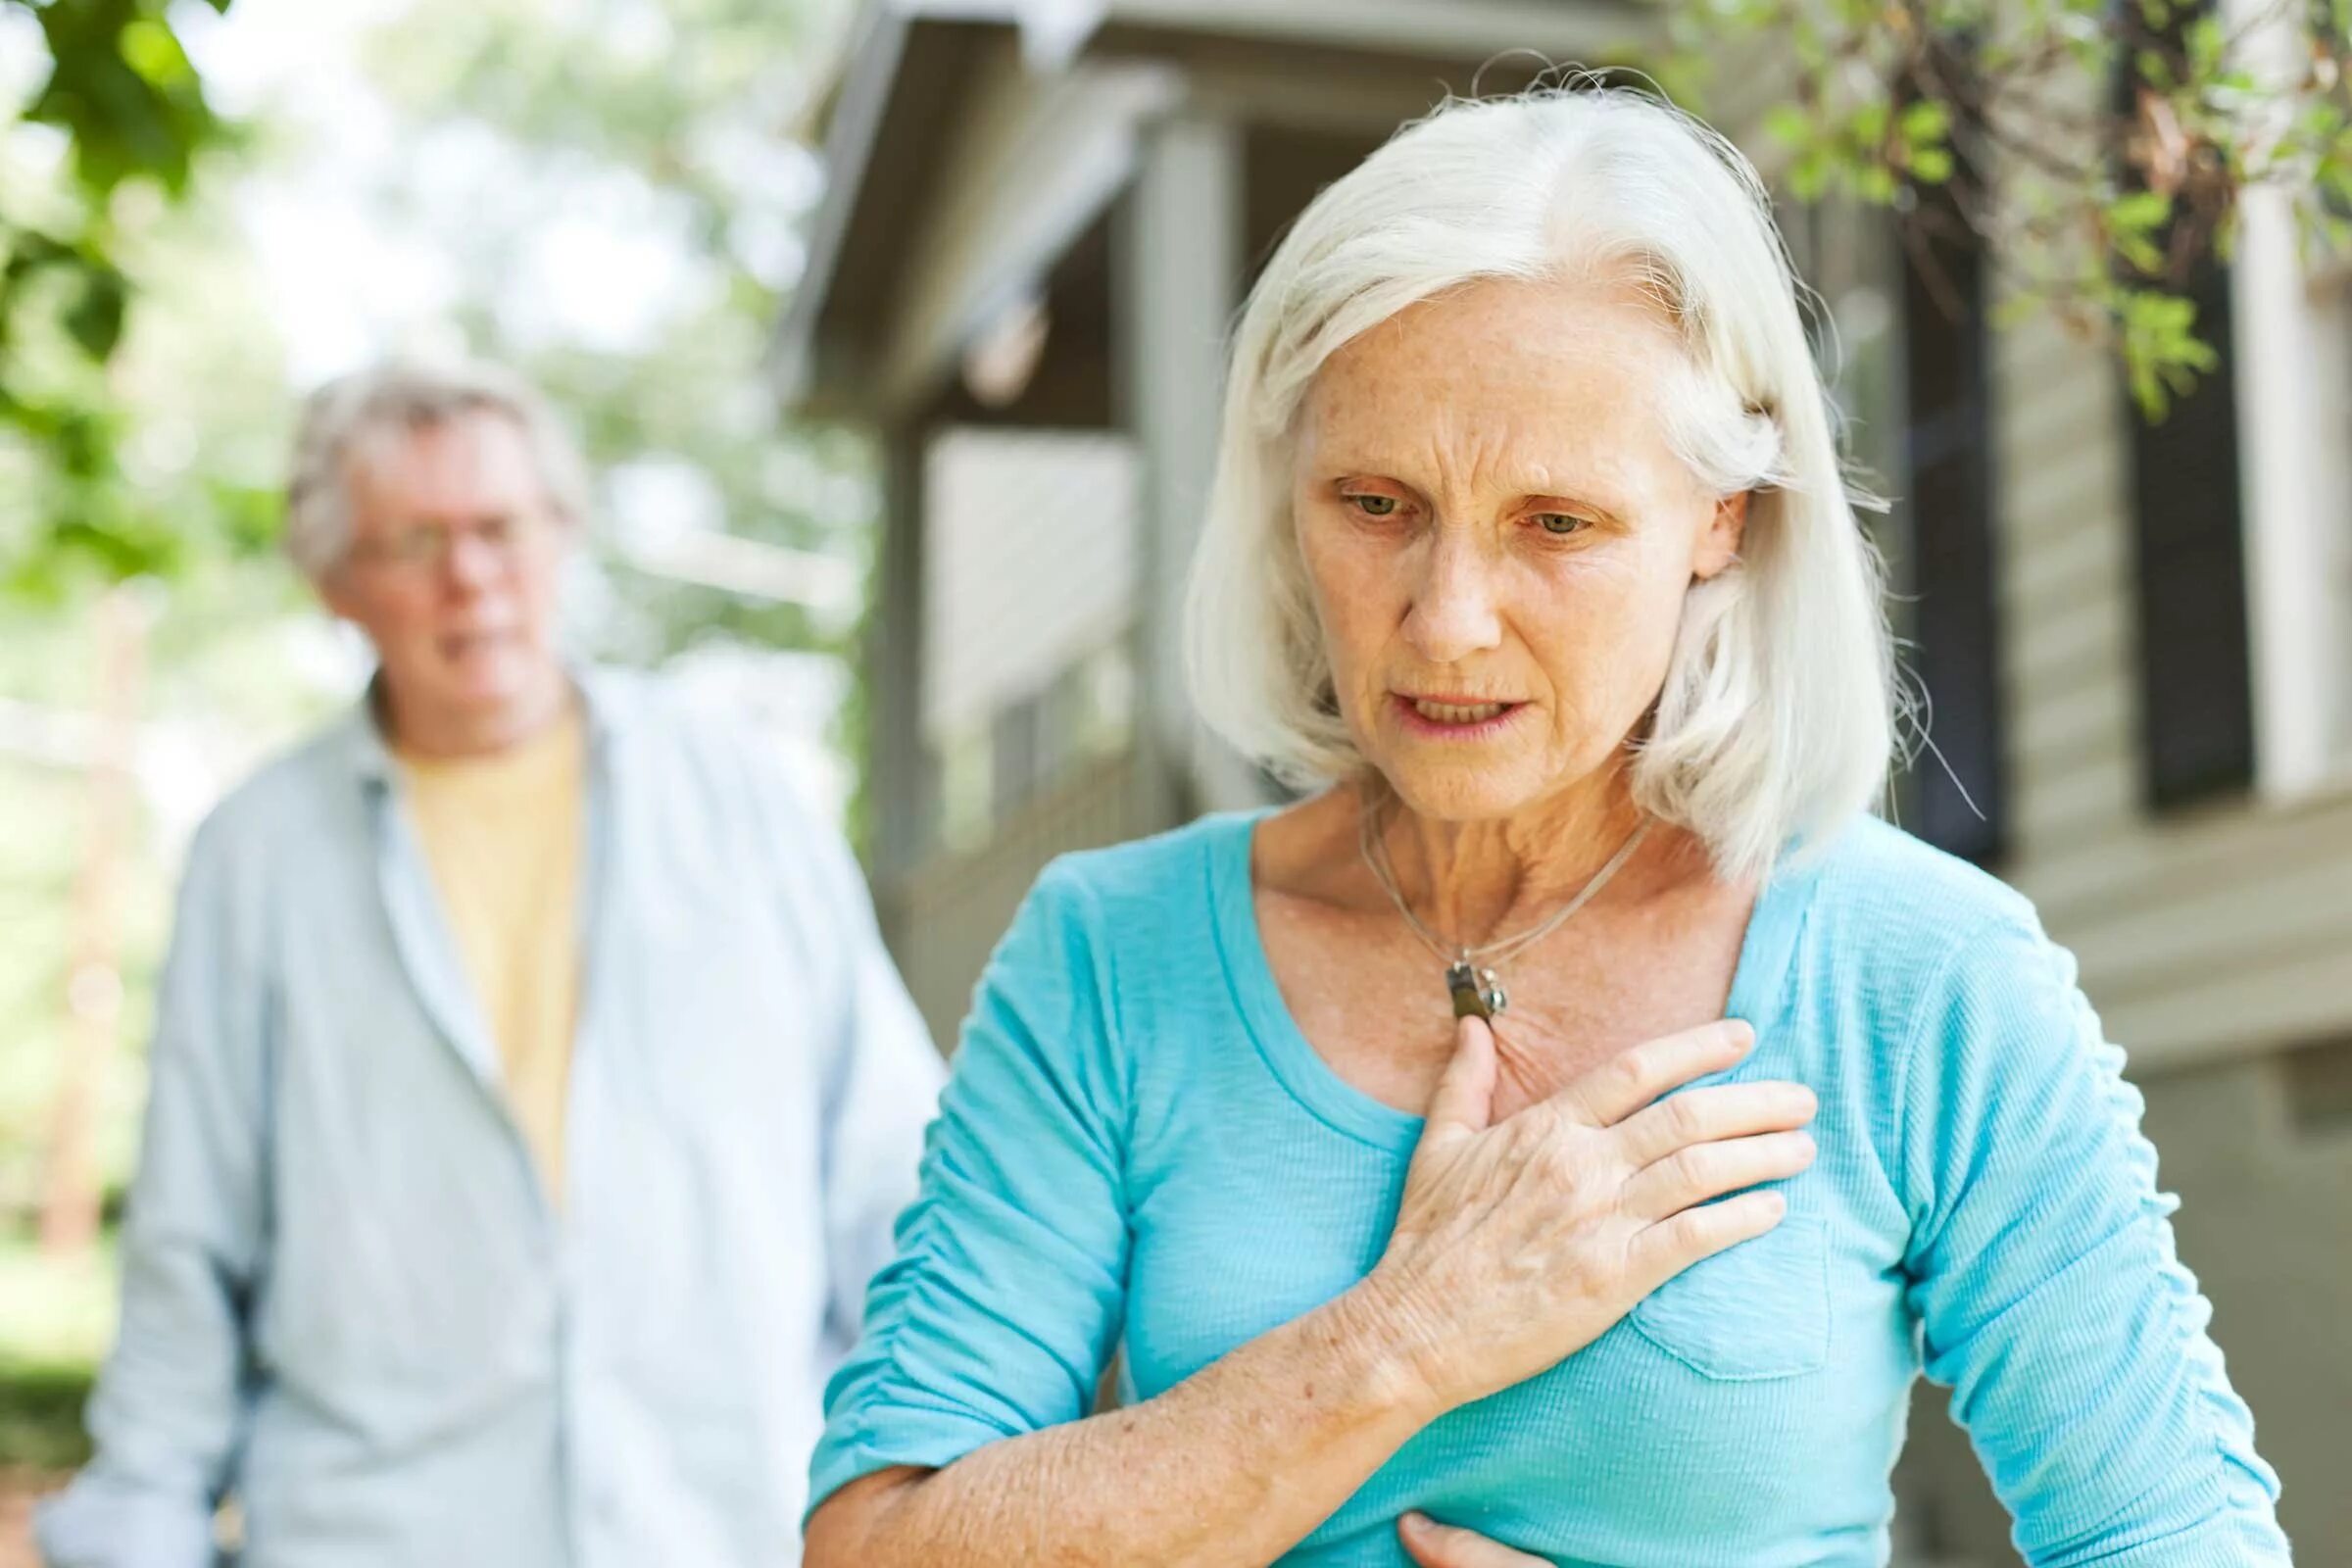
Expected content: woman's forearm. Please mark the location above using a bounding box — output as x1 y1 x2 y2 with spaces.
805 1280 1442 1568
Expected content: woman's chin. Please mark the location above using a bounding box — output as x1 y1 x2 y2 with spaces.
1371 756 1549 823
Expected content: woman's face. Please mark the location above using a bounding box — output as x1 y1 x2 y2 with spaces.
1291 274 1748 824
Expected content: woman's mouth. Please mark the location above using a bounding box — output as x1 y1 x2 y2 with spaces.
1392 693 1526 738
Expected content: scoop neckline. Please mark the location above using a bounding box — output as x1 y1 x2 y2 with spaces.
1204 805 1824 1154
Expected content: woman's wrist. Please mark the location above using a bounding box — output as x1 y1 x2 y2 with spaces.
1318 1269 1461 1430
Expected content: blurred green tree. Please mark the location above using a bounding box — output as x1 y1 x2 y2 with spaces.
0 0 275 595
355 0 872 668
1 0 307 1266
1660 0 2352 417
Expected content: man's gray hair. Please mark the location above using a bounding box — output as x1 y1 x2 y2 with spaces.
284 357 594 579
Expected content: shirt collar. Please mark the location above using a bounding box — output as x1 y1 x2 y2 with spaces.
337 662 619 791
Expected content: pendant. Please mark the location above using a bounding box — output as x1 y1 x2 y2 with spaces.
1446 959 1507 1020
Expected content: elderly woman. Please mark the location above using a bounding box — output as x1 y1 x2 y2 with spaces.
804 87 2289 1567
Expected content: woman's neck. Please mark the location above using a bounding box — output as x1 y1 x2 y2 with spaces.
1363 770 1678 951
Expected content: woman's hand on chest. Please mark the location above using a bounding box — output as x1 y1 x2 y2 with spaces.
1345 1012 1818 1416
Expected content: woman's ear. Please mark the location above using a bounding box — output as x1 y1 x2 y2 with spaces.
1692 490 1750 583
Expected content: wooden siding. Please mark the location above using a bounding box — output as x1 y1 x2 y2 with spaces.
921 428 1141 745
1989 310 2352 1072
877 752 1149 1051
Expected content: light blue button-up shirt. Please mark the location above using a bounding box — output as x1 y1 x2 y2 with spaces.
37 668 944 1568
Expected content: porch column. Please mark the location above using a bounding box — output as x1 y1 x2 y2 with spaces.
866 422 932 949
1115 110 1270 828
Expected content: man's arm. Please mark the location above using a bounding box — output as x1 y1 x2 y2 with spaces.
772 784 945 1349
38 817 271 1568
818 921 945 1348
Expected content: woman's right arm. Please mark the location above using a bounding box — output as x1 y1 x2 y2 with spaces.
807 867 1817 1568
808 1278 1446 1568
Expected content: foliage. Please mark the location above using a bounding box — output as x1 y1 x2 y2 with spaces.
354 0 868 667
0 0 259 593
0 1227 113 1467
1662 0 2352 417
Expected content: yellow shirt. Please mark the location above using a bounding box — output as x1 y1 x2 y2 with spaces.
397 705 586 1201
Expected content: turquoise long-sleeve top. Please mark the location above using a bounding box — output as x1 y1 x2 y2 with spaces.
809 808 2290 1566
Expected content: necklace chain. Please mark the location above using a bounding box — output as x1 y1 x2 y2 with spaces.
1355 790 1652 979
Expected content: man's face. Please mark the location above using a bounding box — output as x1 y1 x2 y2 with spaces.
319 412 570 742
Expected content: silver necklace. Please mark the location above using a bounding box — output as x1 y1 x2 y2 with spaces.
1357 792 1652 1020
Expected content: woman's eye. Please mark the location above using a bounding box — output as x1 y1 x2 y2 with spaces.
1348 494 1400 518
1533 512 1592 536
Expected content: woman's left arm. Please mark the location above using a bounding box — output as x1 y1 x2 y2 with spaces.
1899 909 2291 1566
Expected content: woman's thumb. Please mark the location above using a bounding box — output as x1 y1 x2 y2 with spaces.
1423 1015 1498 1137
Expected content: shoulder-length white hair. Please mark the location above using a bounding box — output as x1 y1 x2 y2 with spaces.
1182 83 1895 884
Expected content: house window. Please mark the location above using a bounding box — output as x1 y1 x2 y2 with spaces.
1779 176 2002 859
1898 168 2006 862
2120 257 2256 808
2115 0 2259 808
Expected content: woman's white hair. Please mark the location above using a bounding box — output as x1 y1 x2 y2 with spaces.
1182 81 1895 883
283 356 593 579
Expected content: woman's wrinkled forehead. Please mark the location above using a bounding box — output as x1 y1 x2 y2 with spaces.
1291 274 1699 490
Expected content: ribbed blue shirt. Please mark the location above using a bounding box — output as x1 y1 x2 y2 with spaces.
811 808 2289 1566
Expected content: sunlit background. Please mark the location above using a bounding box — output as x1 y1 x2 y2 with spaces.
0 0 866 1540
5 0 2350 1562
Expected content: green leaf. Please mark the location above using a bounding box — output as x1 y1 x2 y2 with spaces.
63 267 128 359
2117 286 2222 421
2109 190 2173 231
119 19 194 90
1789 150 1831 202
1898 99 1951 144
2182 16 2224 75
2115 233 2164 272
1763 103 1815 148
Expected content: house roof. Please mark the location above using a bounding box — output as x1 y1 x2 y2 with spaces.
771 0 1656 421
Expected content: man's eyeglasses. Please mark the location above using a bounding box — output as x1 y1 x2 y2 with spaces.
346 512 550 574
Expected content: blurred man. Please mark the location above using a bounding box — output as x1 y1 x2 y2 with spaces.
37 359 944 1568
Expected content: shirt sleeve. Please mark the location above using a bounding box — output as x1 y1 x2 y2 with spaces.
1898 909 2291 1566
790 794 949 1354
37 818 269 1568
805 858 1131 1521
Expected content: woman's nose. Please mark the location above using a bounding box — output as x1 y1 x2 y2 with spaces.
1402 532 1504 663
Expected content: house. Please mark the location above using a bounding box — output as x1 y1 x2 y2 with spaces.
774 1 2352 1555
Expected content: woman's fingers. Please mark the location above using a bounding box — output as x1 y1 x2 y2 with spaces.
1551 1018 1753 1128
1398 1512 1554 1567
1617 1129 1816 1223
1372 1017 1808 1413
1610 1079 1817 1168
1624 1188 1788 1294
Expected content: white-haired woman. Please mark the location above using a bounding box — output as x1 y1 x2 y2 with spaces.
803 87 2288 1567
